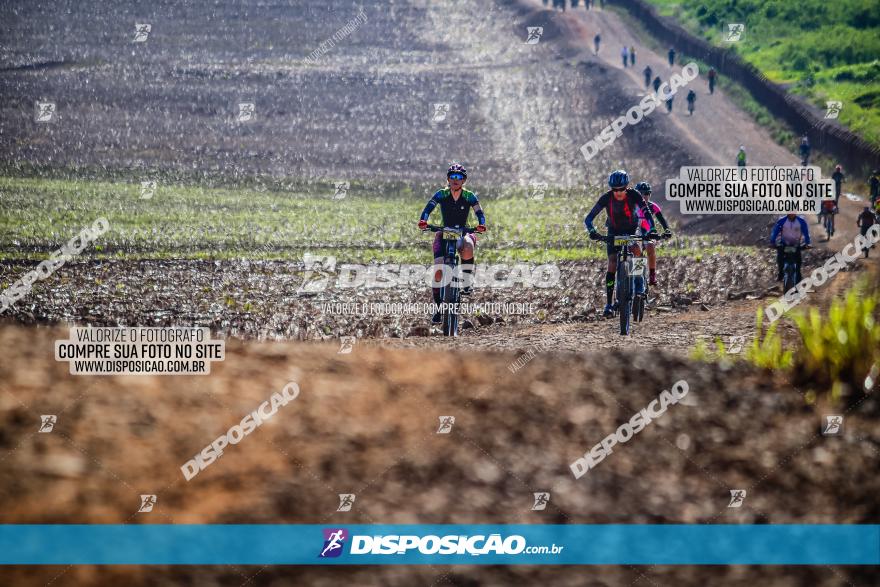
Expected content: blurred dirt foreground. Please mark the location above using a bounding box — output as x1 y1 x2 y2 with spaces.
1 324 878 586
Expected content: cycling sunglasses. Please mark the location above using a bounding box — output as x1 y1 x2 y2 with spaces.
448 173 465 180
611 187 627 192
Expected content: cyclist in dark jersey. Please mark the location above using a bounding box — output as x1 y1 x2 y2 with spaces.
418 163 487 323
831 165 845 206
585 170 657 317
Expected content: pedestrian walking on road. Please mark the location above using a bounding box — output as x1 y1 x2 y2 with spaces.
621 46 629 67
643 65 652 88
799 135 811 167
707 67 717 94
652 76 661 93
594 33 601 54
629 46 636 66
869 169 880 206
668 47 676 66
831 164 845 206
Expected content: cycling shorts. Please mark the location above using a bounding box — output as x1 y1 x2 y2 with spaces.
433 232 477 258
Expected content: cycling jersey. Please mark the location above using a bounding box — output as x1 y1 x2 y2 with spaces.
636 200 669 232
770 216 811 246
858 210 876 228
585 188 655 235
420 188 485 228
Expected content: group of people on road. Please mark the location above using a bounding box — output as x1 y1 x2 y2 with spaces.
546 0 604 10
633 46 709 116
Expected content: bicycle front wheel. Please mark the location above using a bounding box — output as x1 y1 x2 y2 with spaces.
617 267 632 335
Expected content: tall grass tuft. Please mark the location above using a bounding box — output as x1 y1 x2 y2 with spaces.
790 277 880 404
745 307 794 370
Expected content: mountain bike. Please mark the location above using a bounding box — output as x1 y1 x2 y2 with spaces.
822 208 836 239
602 234 656 335
423 225 476 337
776 243 810 294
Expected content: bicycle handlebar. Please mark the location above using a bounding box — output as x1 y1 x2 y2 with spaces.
596 233 662 244
423 225 478 234
772 243 812 250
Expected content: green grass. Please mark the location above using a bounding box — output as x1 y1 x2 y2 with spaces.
689 278 880 405
0 176 748 263
643 0 880 149
791 277 880 403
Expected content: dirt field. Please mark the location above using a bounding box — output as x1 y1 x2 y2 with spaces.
1 324 878 586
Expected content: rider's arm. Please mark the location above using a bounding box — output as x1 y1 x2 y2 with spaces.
470 196 486 225
655 211 670 231
797 216 812 245
419 191 444 221
633 191 656 232
584 193 610 233
769 218 784 244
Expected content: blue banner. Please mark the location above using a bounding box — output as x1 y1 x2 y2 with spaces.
1 525 877 565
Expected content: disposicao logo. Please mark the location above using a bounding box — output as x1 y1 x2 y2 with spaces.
319 528 348 558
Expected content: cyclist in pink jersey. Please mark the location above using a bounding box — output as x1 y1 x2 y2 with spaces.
634 182 672 285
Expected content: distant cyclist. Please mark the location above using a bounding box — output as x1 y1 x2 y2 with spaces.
652 76 661 93
707 67 717 94
584 170 658 317
665 93 674 113
629 46 636 66
737 146 747 167
634 182 672 285
769 213 811 282
799 135 811 166
831 164 845 206
668 47 676 66
686 89 696 115
621 46 629 68
418 163 487 323
594 33 601 54
818 199 837 236
643 65 652 88
858 206 877 257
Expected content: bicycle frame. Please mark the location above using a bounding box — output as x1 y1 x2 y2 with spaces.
608 235 654 335
424 225 475 337
778 244 804 293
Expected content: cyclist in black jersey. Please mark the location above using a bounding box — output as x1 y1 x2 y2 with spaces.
418 163 487 324
585 170 657 317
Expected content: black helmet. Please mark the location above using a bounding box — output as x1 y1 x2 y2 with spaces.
608 169 629 189
447 163 467 179
634 181 651 195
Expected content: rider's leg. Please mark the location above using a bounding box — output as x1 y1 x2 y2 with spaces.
431 233 444 322
646 243 657 284
604 244 618 313
459 235 476 293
